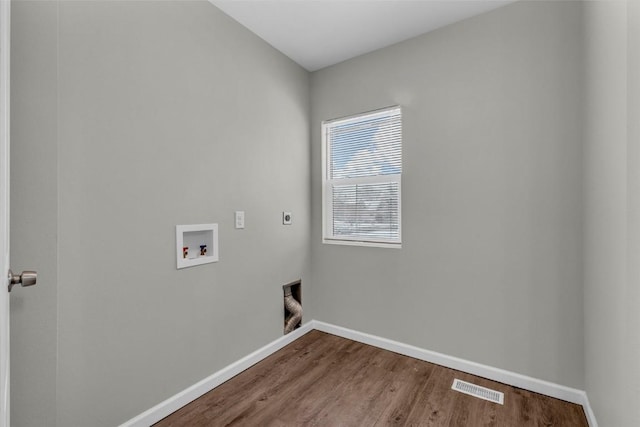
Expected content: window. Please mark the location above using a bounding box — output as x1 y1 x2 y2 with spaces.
322 106 402 248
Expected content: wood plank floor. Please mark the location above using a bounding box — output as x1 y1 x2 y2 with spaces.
154 330 588 426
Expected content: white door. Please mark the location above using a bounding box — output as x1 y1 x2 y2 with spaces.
0 4 37 424
0 0 10 426
0 3 37 423
0 0 11 427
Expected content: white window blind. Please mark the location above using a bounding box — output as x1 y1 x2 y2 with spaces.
322 106 402 247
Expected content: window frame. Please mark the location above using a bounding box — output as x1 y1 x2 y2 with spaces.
321 106 402 249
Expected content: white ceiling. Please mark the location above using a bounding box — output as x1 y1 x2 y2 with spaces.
209 0 517 71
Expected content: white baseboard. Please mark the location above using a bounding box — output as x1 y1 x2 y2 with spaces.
121 319 597 427
582 394 599 427
118 322 314 427
313 320 598 427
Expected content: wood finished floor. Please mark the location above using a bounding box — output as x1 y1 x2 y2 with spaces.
154 330 588 427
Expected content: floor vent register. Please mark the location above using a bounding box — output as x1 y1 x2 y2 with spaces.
451 379 504 405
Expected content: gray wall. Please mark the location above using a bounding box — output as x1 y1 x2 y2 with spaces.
11 1 310 426
11 0 640 426
629 3 640 424
583 1 640 426
310 0 585 389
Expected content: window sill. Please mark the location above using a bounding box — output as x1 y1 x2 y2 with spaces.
322 238 402 249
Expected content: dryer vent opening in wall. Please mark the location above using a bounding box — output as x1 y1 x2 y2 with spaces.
452 379 504 404
283 280 302 334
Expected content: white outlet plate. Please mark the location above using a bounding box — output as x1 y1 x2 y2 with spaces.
283 212 292 225
235 211 245 229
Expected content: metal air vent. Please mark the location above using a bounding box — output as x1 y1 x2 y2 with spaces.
452 379 504 404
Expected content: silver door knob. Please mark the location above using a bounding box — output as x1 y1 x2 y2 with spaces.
8 269 37 292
